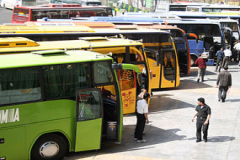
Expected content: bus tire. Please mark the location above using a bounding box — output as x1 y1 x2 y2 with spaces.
31 134 67 160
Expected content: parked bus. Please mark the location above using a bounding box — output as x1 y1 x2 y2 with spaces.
173 13 240 39
155 2 209 13
0 24 180 89
136 24 194 71
0 37 150 114
72 16 194 73
166 20 230 65
1 0 36 9
186 4 240 13
0 49 142 160
11 5 113 23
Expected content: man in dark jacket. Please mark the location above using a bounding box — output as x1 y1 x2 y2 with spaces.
215 47 224 72
192 98 211 143
217 67 232 102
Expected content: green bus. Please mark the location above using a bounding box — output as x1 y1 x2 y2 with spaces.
0 50 140 160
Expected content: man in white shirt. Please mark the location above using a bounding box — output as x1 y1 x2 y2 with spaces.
233 41 240 64
222 46 232 68
134 92 150 143
233 41 240 51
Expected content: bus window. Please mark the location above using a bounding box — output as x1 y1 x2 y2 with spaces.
0 68 41 105
93 61 113 84
145 47 158 61
43 63 91 99
12 8 29 23
77 90 102 121
163 51 176 80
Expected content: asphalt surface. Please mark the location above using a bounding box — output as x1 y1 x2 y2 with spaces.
0 7 12 24
64 63 240 160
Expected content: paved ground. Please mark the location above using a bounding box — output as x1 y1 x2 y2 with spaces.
0 7 12 23
65 63 240 160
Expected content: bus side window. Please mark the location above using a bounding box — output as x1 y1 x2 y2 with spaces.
43 63 91 99
0 68 41 105
78 91 101 121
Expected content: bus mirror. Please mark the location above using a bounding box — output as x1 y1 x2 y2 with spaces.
186 33 198 44
222 27 232 33
112 63 122 70
137 73 142 86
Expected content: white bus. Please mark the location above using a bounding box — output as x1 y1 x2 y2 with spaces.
1 0 36 9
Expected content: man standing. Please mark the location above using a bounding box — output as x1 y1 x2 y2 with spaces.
134 92 150 143
195 54 208 83
215 47 224 72
192 98 211 143
233 41 240 65
217 67 232 102
222 46 232 68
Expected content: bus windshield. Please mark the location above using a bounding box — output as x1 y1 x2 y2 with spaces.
221 22 239 32
177 24 222 40
202 8 240 12
169 5 187 11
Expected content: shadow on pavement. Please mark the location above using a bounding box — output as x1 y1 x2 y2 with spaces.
208 136 235 142
226 99 240 102
184 136 235 142
101 125 186 153
149 94 195 113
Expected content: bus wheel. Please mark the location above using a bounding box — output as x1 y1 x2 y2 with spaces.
31 134 67 160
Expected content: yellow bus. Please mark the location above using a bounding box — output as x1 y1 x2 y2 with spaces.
0 24 180 89
0 37 150 114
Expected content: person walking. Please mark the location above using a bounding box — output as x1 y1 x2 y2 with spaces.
215 47 225 72
217 67 232 102
134 92 150 143
222 46 232 68
194 54 208 83
192 98 211 143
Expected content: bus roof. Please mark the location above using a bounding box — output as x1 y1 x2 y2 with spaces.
0 25 95 34
199 4 240 9
14 5 110 9
0 50 112 69
0 38 144 53
73 16 164 23
166 20 220 25
0 23 171 36
22 21 182 32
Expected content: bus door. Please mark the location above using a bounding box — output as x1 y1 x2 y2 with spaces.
75 88 103 152
118 70 137 114
161 49 177 88
203 36 214 56
173 36 188 75
144 48 160 89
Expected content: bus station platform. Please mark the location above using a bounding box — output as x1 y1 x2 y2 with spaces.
65 63 240 160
